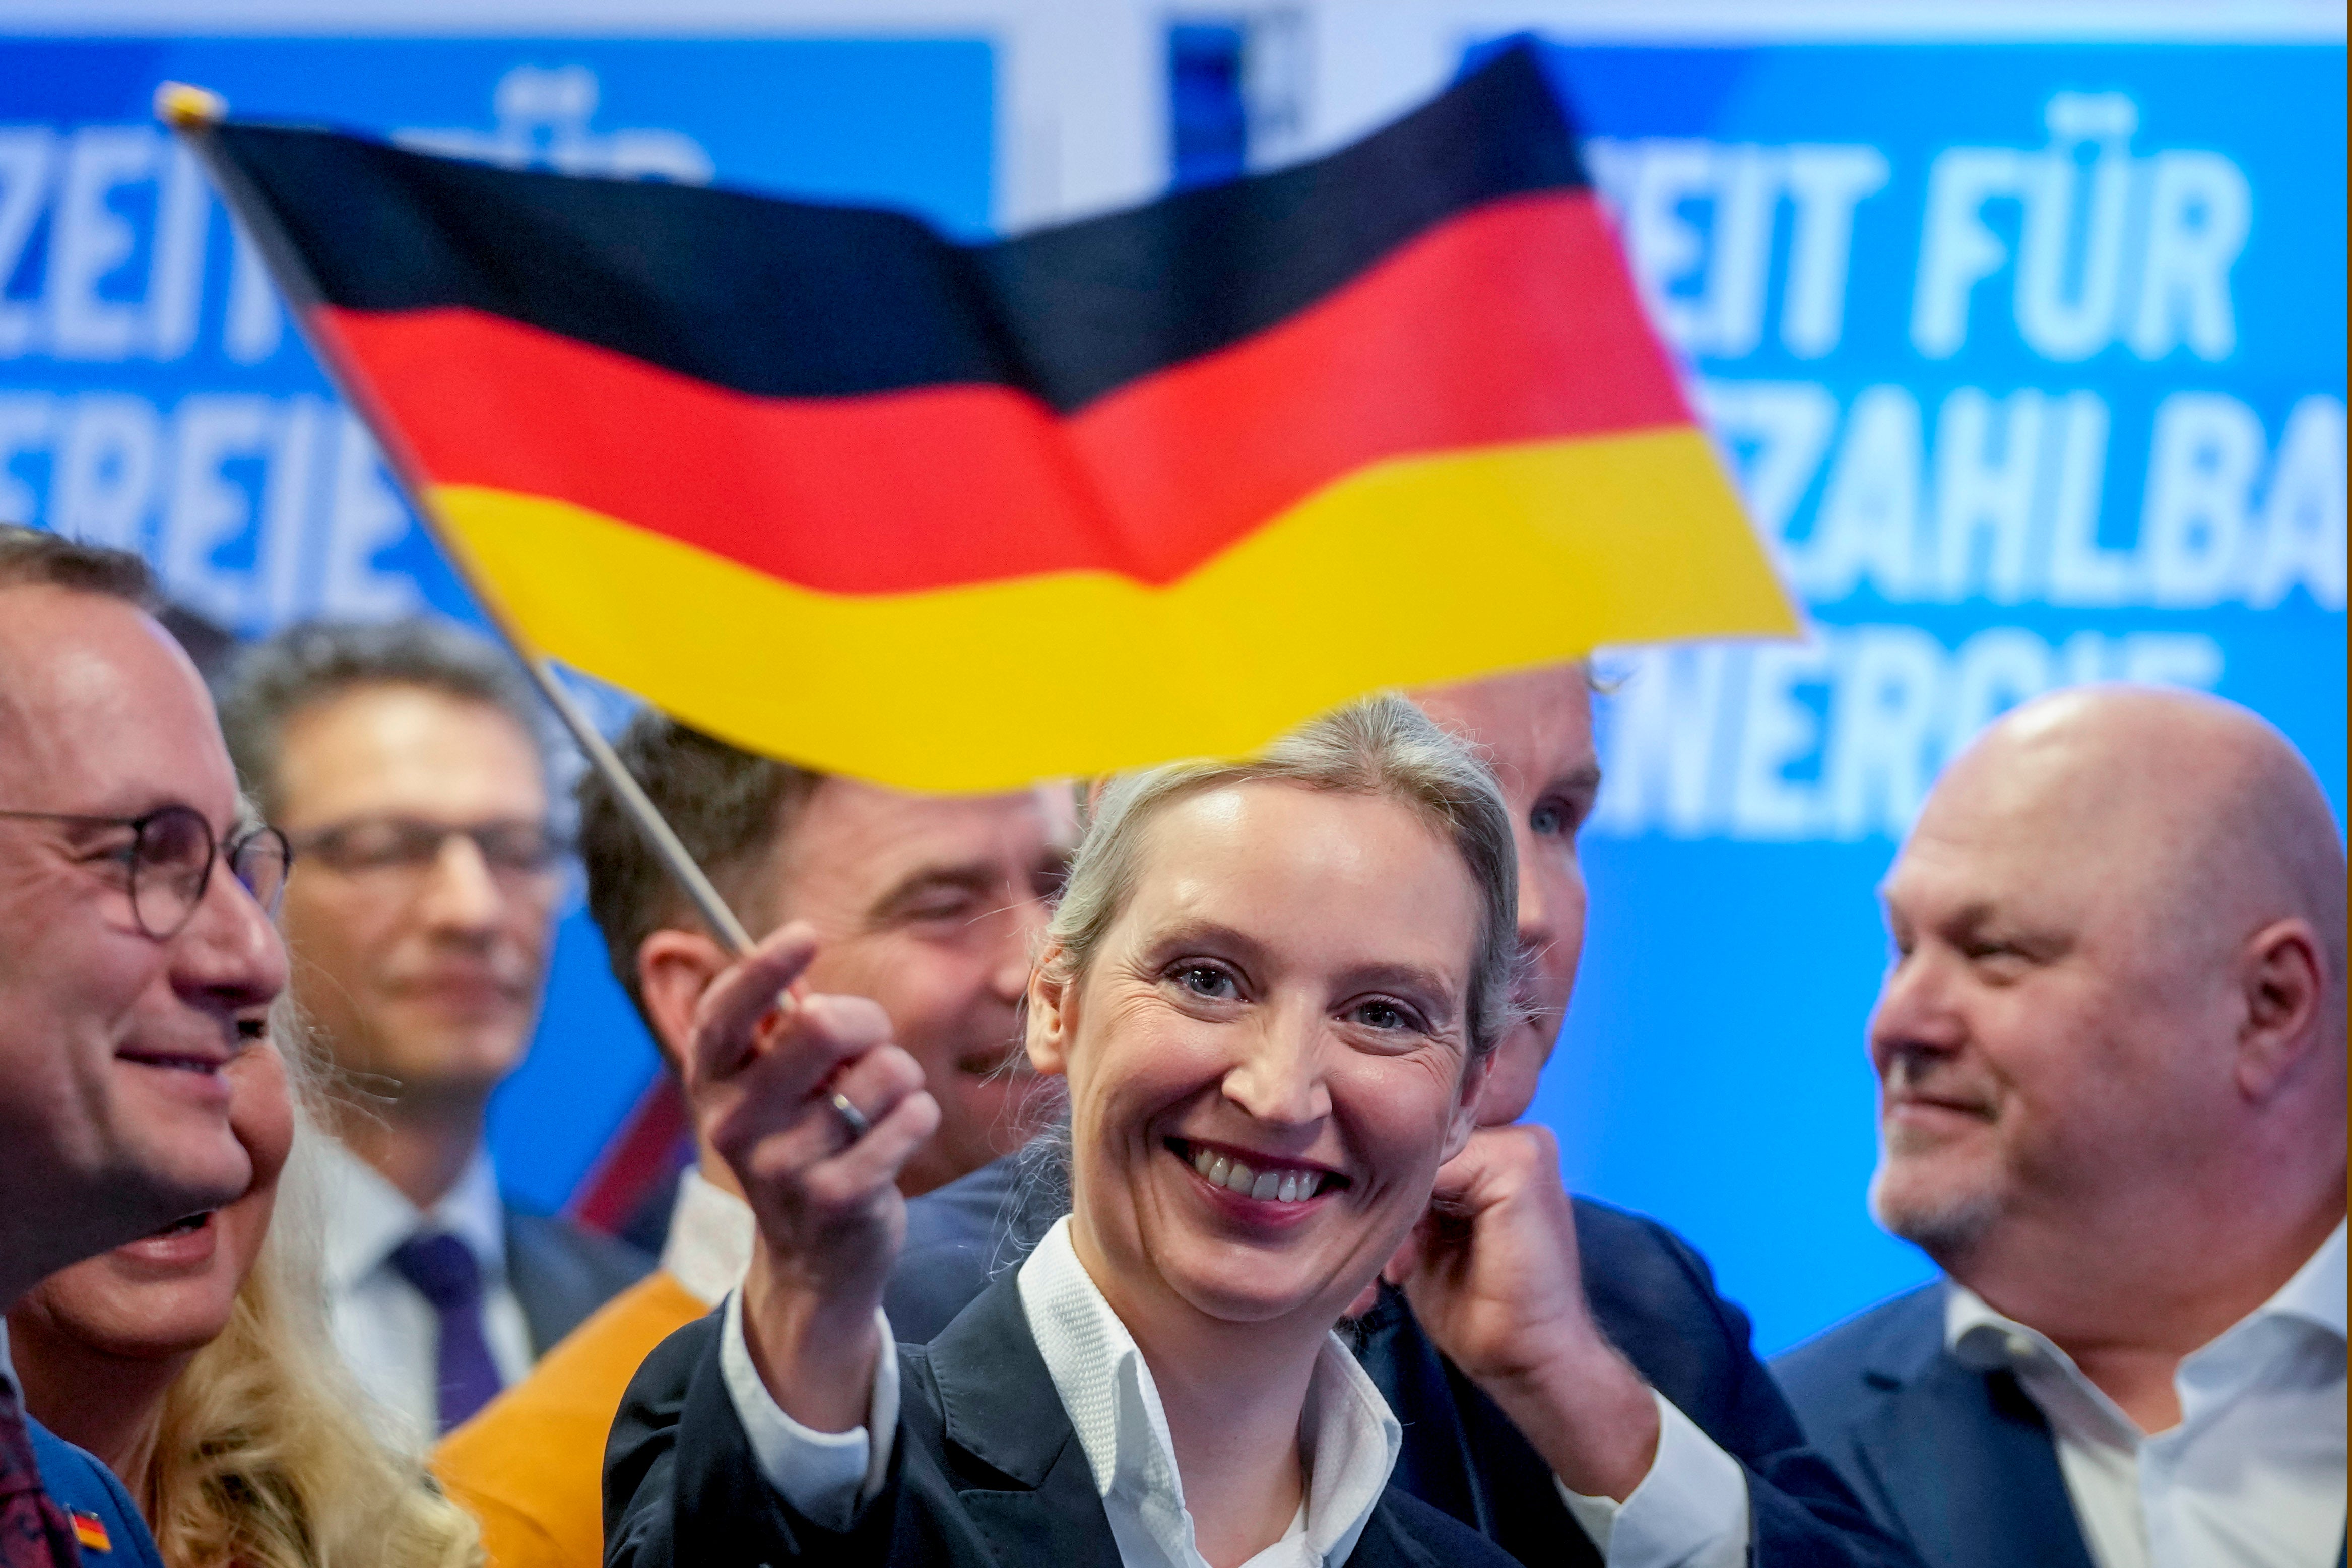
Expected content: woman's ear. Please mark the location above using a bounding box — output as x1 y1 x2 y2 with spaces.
1026 943 1077 1078
1441 1048 1495 1165
637 927 734 1072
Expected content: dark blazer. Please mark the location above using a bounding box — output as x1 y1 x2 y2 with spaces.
27 1416 165 1568
604 1274 1520 1567
1773 1282 2098 1568
506 1205 654 1356
883 1154 1915 1568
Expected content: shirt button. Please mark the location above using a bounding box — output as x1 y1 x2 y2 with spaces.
2005 1333 2036 1362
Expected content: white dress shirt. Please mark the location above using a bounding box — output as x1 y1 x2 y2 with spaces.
717 1283 904 1533
1946 1221 2347 1568
658 1166 756 1310
318 1136 534 1447
1553 1391 1750 1566
1017 1218 1400 1568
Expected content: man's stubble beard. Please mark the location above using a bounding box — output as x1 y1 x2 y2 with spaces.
1867 1131 2005 1263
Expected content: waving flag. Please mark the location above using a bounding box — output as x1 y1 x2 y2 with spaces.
190 43 1794 792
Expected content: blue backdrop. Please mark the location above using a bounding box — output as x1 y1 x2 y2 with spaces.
1510 40 2347 1351
3 28 2340 1354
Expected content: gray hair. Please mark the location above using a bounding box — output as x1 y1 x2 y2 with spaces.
1045 693 1522 1065
216 619 551 819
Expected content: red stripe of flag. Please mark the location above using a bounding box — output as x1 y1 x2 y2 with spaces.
320 190 1682 595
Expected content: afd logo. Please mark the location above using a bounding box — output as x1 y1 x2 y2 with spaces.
394 66 714 185
0 64 713 369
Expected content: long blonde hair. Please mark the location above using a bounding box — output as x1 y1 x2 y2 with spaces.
142 1002 482 1568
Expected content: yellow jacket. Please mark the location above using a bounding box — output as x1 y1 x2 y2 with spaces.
433 1271 708 1568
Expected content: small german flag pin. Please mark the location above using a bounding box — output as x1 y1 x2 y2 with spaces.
70 1510 111 1552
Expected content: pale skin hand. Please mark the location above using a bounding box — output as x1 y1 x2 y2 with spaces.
1386 1124 1662 1501
684 921 940 1434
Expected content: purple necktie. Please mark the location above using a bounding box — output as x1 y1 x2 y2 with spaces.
0 1393 80 1568
388 1232 504 1433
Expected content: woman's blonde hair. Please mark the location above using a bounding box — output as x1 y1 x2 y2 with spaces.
143 999 482 1568
1044 692 1523 1062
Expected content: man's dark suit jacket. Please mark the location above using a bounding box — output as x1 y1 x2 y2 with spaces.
880 1153 1914 1568
1777 1280 2352 1568
1773 1283 2102 1568
1778 1281 2350 1568
506 1206 653 1356
28 1416 165 1568
603 1273 1519 1568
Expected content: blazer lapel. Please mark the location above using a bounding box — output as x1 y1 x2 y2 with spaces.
1352 1285 1486 1533
1854 1352 2094 1568
1352 1285 1604 1568
922 1279 1123 1565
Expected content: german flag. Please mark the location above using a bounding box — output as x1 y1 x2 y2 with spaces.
195 43 1793 791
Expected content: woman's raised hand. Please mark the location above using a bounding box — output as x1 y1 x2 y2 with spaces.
684 919 940 1431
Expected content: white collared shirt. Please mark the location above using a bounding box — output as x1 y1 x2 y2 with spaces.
720 1215 1404 1567
1945 1221 2347 1568
1017 1217 1401 1568
317 1135 534 1448
658 1167 755 1309
1552 1392 1750 1566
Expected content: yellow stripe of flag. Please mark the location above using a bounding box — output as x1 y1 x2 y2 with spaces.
436 427 1797 792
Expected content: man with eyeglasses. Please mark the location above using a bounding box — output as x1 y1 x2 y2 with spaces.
217 619 647 1447
0 524 290 1568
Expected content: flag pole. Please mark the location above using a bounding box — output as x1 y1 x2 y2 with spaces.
159 83 755 956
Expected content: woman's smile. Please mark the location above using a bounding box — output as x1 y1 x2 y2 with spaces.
1167 1135 1351 1225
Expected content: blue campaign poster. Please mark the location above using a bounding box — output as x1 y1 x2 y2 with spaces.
0 36 996 1212
1491 41 2346 1350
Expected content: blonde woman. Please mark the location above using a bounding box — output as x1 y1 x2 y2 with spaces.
8 1004 481 1568
609 696 1526 1567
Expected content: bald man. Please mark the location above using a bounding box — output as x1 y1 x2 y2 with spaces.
1775 685 2347 1568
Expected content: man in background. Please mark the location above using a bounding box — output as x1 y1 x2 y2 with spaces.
1776 686 2345 1568
432 714 1068 1568
0 525 290 1566
217 621 646 1442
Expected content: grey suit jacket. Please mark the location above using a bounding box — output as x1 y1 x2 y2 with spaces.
504 1205 652 1356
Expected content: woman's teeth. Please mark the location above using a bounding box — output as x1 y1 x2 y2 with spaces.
1188 1144 1330 1203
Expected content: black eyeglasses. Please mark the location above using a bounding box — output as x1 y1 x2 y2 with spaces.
289 817 566 886
0 805 292 941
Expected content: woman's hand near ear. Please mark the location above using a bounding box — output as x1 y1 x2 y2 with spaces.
684 920 940 1434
